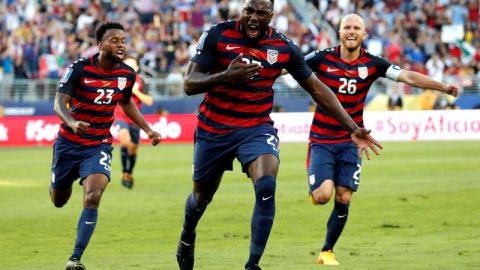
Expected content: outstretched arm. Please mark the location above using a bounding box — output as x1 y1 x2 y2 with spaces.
299 74 382 159
184 54 261 95
120 100 161 146
398 70 459 96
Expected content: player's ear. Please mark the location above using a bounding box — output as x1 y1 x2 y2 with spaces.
362 31 368 41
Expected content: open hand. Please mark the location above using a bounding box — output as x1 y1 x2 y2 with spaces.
351 128 383 160
223 53 262 82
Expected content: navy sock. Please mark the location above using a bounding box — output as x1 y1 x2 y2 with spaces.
120 147 129 173
246 175 276 268
127 154 137 174
71 208 98 260
181 192 207 244
322 201 349 251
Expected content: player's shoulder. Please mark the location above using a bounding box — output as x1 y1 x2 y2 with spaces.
304 47 334 61
67 56 90 70
208 20 236 33
270 28 295 46
118 61 136 74
363 49 388 63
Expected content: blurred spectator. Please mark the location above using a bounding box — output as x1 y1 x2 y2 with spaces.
0 0 478 100
387 86 404 111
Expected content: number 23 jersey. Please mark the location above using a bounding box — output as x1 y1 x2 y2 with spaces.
57 54 135 146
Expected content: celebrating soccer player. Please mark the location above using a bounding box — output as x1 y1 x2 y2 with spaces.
114 56 154 189
175 1 381 270
49 22 161 270
304 14 458 266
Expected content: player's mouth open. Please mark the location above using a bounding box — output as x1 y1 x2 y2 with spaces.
116 50 124 57
246 24 260 38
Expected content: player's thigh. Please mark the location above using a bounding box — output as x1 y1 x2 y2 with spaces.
307 143 336 193
51 137 82 191
78 144 114 185
192 130 236 183
335 143 362 192
236 126 280 178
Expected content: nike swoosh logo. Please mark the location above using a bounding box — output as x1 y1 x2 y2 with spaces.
85 221 96 224
226 44 241 50
84 79 95 83
326 67 339 72
338 214 347 218
262 195 273 201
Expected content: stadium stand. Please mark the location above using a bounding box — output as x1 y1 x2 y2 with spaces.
0 0 479 111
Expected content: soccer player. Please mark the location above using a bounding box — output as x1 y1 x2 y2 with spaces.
50 22 161 270
304 14 459 265
114 56 154 189
175 1 382 270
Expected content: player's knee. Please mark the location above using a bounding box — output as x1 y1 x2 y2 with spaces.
52 199 67 208
310 190 331 205
335 193 352 205
254 175 276 200
84 190 102 208
193 192 212 209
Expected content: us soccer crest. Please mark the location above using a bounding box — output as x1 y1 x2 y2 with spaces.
267 49 278 65
118 77 127 90
358 66 368 79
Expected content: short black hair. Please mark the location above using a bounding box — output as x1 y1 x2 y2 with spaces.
96 22 125 43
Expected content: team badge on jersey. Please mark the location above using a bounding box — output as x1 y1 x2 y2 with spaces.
358 66 368 79
118 77 127 90
267 49 278 65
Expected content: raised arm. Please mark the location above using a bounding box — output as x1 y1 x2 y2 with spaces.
397 70 459 96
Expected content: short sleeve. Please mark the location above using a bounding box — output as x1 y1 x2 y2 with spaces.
120 69 136 105
191 25 222 70
304 50 322 70
57 61 84 96
373 56 394 78
285 41 312 82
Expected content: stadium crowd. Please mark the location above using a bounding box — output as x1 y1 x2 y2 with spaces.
1 0 479 92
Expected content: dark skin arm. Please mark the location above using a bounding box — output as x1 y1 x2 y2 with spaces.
299 74 383 159
184 53 262 95
119 99 161 146
54 92 90 134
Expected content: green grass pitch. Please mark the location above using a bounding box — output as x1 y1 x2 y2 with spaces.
1 141 479 269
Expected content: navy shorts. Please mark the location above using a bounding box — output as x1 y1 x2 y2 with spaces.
115 120 140 144
50 136 113 190
307 141 362 192
193 125 280 182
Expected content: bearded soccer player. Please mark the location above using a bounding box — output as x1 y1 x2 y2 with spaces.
175 1 382 270
114 56 154 189
304 14 458 265
50 22 161 270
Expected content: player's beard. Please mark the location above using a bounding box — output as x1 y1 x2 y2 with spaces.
106 50 123 63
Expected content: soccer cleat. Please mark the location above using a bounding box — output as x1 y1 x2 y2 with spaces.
121 178 134 189
245 265 262 270
317 250 340 265
176 238 195 270
65 258 86 270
